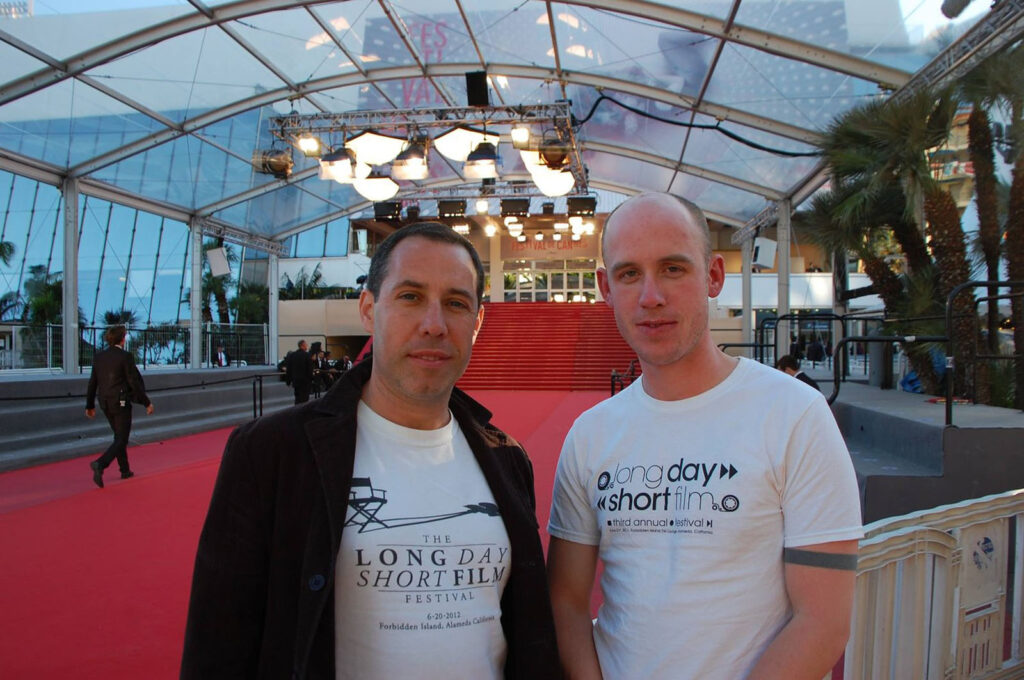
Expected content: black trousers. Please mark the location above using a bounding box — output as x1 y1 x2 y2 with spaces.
96 400 133 474
293 382 311 404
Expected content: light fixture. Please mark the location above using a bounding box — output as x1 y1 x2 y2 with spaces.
532 168 575 197
252 148 294 179
568 215 584 230
553 221 569 232
516 234 527 242
500 198 530 218
571 233 581 241
510 125 532 149
353 171 400 201
475 198 490 215
553 232 562 241
434 126 500 162
464 141 499 179
534 232 544 241
319 147 369 183
297 134 322 157
373 201 402 220
346 130 409 166
484 223 497 237
452 223 471 235
567 195 597 217
438 199 466 218
391 138 429 180
507 222 524 238
583 221 596 235
539 135 570 169
542 202 555 214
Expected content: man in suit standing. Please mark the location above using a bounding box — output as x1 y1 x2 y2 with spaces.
85 325 155 488
776 354 821 391
212 343 231 367
287 338 314 403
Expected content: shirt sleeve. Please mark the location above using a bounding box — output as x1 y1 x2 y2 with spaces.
547 422 601 546
780 397 864 547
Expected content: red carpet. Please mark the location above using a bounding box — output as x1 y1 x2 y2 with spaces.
0 390 607 679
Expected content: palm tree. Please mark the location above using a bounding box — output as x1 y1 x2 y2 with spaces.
817 88 976 396
959 50 1017 355
795 182 941 392
102 309 138 326
0 240 13 266
230 281 269 324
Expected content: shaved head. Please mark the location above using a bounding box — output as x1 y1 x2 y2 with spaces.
601 193 712 265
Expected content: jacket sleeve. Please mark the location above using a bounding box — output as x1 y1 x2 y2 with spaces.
86 365 98 410
124 354 151 407
181 424 271 679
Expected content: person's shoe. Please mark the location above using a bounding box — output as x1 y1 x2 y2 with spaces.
90 461 104 489
120 471 134 480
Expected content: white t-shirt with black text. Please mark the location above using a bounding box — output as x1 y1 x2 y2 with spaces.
548 357 863 679
334 401 511 680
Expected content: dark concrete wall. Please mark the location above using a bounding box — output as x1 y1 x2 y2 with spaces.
863 428 1024 523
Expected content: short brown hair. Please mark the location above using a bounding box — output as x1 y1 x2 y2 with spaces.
104 325 127 347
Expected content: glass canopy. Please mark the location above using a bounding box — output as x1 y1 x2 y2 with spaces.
0 0 1002 242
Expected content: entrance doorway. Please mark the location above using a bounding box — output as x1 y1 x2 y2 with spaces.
502 259 598 302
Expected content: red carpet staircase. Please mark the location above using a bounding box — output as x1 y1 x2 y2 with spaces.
457 302 638 391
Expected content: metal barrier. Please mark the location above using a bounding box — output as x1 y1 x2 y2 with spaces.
945 281 1024 425
826 333 947 406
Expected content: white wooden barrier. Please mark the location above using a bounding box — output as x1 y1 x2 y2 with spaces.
837 490 1024 680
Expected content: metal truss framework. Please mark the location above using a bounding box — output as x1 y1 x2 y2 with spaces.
0 0 1017 251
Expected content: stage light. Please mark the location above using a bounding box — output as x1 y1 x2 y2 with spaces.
434 126 500 162
373 201 402 220
353 171 400 201
391 139 429 180
252 148 294 179
297 134 322 157
464 141 499 179
438 199 466 218
346 130 409 165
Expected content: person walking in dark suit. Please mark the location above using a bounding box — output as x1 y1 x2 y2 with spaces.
776 354 821 391
85 325 155 488
287 339 314 404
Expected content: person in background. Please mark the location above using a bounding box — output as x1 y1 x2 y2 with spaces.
286 339 314 404
547 193 861 679
182 222 559 678
211 343 231 368
85 325 155 488
776 354 821 391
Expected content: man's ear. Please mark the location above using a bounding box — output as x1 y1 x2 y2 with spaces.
358 289 375 334
597 267 612 306
471 303 485 343
706 254 726 298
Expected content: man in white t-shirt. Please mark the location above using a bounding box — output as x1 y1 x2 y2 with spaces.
547 193 862 679
183 223 560 679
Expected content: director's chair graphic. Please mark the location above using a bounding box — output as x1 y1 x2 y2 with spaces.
346 477 388 532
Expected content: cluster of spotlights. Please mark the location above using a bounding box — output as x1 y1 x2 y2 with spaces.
283 123 578 202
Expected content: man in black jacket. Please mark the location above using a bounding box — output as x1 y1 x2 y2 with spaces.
182 223 560 679
287 338 314 403
85 325 154 488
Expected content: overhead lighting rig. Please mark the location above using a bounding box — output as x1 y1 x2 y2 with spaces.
263 102 588 201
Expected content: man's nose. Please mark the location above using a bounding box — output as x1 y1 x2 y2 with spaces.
419 300 448 335
638 276 666 307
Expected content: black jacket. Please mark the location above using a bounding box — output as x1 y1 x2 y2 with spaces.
181 360 560 679
86 345 150 409
287 348 313 388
